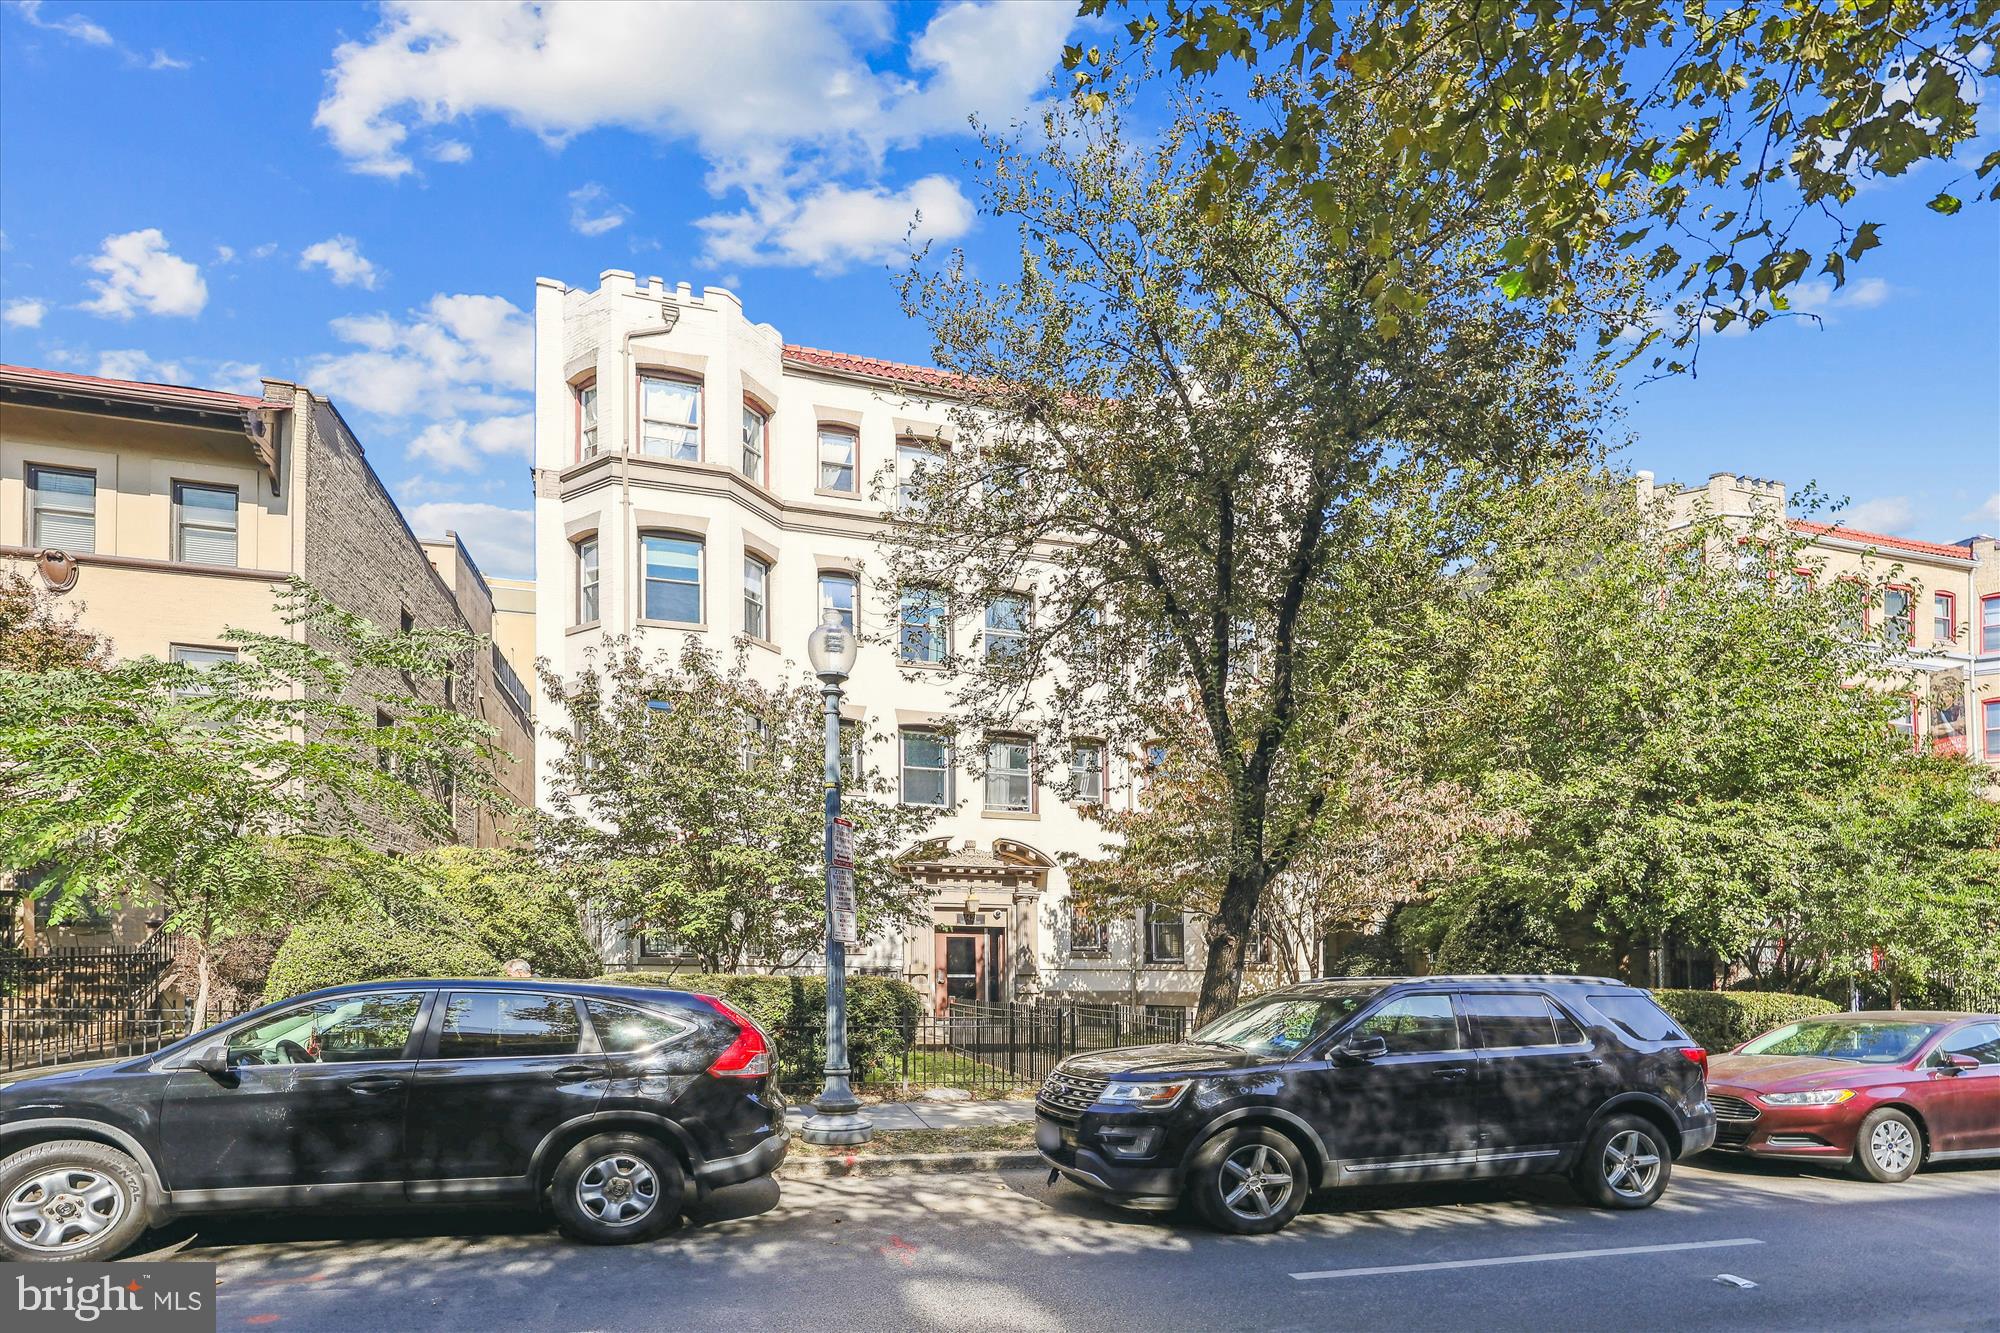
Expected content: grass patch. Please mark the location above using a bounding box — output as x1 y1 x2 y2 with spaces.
873 1047 1036 1094
787 1123 1036 1158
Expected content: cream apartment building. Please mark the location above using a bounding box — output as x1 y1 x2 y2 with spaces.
1 363 538 943
1640 470 1997 766
530 272 1232 1012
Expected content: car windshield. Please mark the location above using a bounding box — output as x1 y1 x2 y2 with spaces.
1190 990 1377 1059
1739 1020 1942 1064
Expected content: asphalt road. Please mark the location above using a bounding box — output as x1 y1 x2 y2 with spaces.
138 1157 1998 1332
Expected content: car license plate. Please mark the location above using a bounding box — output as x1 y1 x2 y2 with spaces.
1035 1119 1062 1153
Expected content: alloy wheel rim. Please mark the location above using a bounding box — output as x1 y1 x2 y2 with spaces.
1602 1130 1662 1199
1870 1119 1915 1174
576 1154 660 1226
1220 1143 1294 1220
4 1166 126 1253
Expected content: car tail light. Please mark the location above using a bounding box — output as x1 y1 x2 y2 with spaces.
696 994 771 1078
1678 1046 1709 1079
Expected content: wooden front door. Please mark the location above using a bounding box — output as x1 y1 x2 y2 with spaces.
934 932 988 1015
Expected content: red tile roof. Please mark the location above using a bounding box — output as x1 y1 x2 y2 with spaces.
1789 519 1973 563
0 362 267 409
782 344 961 391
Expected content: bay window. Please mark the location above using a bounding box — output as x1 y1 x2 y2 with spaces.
575 535 600 624
638 374 700 460
640 533 702 624
743 554 770 640
741 402 768 482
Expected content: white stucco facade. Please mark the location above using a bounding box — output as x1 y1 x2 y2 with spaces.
530 270 1211 1010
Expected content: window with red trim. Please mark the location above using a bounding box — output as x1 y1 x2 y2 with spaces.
1883 584 1914 646
1985 698 2000 758
1933 591 1957 646
1983 594 2000 654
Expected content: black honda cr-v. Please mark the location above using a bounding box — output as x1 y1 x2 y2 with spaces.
1037 975 1716 1233
0 979 788 1261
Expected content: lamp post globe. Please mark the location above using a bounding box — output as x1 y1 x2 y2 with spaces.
801 606 871 1146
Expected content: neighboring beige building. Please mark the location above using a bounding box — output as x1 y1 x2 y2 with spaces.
2 363 538 943
1639 470 1996 766
531 272 1234 1011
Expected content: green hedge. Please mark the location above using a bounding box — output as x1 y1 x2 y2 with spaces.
412 847 600 981
595 972 923 1083
264 918 502 1002
1653 989 1840 1052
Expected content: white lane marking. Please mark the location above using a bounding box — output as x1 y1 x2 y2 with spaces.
1290 1237 1764 1282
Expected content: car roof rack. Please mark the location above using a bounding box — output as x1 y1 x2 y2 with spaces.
1299 973 1627 987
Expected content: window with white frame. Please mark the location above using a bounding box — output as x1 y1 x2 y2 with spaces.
743 553 770 640
26 465 95 553
173 481 238 566
741 402 768 481
899 729 951 806
899 586 947 664
1144 905 1186 964
1068 742 1104 802
640 533 702 623
985 736 1033 813
817 426 857 493
819 572 857 630
1986 594 2000 654
577 381 599 457
1934 591 1956 645
896 440 943 510
1985 699 2000 758
169 644 236 698
984 594 1028 665
638 374 700 460
575 535 600 624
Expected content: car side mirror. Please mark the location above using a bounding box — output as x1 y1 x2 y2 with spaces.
1943 1053 1979 1074
185 1039 230 1075
1338 1035 1389 1063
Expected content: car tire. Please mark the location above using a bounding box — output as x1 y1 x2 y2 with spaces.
548 1132 686 1245
1847 1108 1922 1183
0 1139 151 1262
1573 1114 1672 1209
1189 1127 1310 1235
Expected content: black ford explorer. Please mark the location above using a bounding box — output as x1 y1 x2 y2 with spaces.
1036 975 1717 1233
0 979 788 1261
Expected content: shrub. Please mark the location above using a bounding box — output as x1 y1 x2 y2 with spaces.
595 972 923 1083
411 847 599 980
264 918 502 1002
1653 988 1840 1052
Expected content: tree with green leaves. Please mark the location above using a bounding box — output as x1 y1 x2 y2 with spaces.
0 570 108 673
535 637 940 972
0 581 508 1025
886 84 1620 1022
1072 0 1996 370
1415 486 2000 998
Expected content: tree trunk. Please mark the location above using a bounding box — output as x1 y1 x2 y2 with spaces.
190 938 212 1034
1194 862 1265 1025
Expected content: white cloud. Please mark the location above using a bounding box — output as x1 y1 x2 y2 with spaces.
93 349 263 394
407 413 533 471
15 0 112 46
148 49 189 70
2 297 47 328
213 244 236 265
313 1 1072 270
698 174 975 273
1837 496 1918 535
426 139 472 163
307 292 530 420
1967 493 2000 528
568 182 631 237
299 234 381 289
79 228 207 318
405 500 533 579
1788 276 1892 315
251 242 279 259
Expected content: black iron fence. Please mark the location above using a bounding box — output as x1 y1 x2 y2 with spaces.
775 999 1194 1099
0 936 245 1074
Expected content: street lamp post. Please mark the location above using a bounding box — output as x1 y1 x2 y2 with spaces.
802 608 871 1146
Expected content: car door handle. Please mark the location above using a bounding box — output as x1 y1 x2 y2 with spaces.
346 1076 404 1094
551 1064 600 1082
1572 1057 1605 1070
1433 1066 1471 1081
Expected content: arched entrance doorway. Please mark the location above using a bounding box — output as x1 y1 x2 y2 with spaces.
900 838 1054 1015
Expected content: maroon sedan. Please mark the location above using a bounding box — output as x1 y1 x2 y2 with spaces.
1706 1010 2000 1182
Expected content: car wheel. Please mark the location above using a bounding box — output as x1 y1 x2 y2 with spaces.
1847 1108 1922 1183
548 1133 686 1245
1574 1115 1671 1209
1190 1127 1309 1235
0 1139 151 1262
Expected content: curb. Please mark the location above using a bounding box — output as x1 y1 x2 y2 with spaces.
778 1150 1044 1178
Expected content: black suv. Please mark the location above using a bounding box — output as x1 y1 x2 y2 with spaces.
1036 976 1716 1233
0 979 788 1261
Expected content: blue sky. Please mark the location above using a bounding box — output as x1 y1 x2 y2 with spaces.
1 1 1994 582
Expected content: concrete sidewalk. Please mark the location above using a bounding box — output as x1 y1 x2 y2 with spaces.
784 1097 1035 1131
